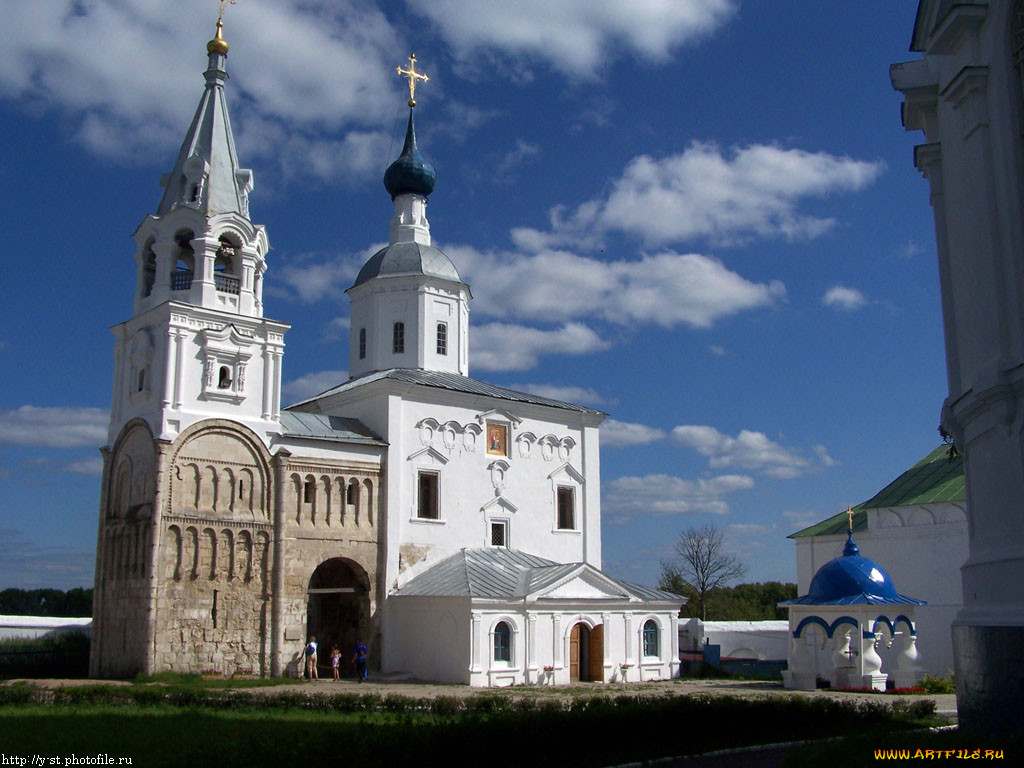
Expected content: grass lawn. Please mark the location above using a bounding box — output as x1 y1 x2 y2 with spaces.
0 685 943 768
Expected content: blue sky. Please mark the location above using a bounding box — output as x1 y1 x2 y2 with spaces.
0 0 942 592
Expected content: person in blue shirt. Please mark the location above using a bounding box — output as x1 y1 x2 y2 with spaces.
304 636 318 680
353 639 368 682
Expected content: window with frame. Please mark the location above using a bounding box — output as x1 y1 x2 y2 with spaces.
643 619 659 657
358 328 366 359
556 486 575 530
417 471 438 519
490 521 507 547
436 322 447 355
346 481 358 506
393 322 405 354
493 621 511 663
303 479 315 504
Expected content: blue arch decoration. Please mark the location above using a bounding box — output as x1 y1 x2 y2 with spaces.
895 614 916 636
872 616 896 636
793 615 860 639
793 616 830 639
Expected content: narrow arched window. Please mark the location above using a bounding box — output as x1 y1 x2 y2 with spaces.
393 322 405 354
436 322 447 355
137 369 146 393
218 366 232 389
643 619 659 657
493 621 511 663
359 328 366 359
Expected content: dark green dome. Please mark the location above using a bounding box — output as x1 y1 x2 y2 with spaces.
384 111 435 199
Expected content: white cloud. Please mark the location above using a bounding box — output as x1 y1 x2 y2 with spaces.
271 247 377 304
813 444 839 467
0 0 403 177
515 142 884 249
449 244 784 330
282 370 348 400
781 509 823 531
709 345 726 356
601 419 666 448
0 406 108 449
603 473 754 523
64 456 104 476
507 383 607 406
822 285 868 311
471 322 610 371
408 0 736 77
671 425 824 479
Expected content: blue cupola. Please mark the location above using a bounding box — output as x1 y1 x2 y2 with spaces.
384 111 436 200
785 530 926 606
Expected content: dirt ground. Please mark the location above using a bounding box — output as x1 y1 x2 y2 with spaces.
7 675 958 718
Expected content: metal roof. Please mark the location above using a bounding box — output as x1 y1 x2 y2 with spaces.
790 445 964 539
288 368 605 415
393 548 681 603
352 242 460 288
278 411 384 445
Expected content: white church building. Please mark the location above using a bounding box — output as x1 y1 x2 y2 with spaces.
89 21 682 686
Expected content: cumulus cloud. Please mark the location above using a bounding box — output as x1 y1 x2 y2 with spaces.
270 247 377 304
471 322 610 371
603 473 754 523
64 456 104 476
449 245 785 330
408 0 736 77
0 0 402 177
514 142 885 249
671 425 828 479
282 370 349 400
507 383 608 406
601 419 666 448
0 406 108 449
822 285 868 311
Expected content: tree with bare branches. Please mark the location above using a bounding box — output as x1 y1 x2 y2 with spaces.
659 523 746 621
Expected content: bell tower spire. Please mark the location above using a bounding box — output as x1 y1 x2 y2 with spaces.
108 17 289 446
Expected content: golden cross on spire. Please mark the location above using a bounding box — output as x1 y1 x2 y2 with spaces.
397 53 429 107
846 506 854 531
218 0 236 21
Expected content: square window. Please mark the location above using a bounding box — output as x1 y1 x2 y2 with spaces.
418 472 438 519
490 521 507 547
557 486 575 530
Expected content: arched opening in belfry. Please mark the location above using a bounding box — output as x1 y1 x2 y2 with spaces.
172 231 195 291
306 558 371 678
214 235 240 294
141 238 156 297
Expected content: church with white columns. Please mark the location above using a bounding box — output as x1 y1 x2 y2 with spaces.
89 20 681 686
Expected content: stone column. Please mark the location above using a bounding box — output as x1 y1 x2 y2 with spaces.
860 630 886 692
526 613 537 683
269 449 290 676
470 612 482 674
894 630 922 689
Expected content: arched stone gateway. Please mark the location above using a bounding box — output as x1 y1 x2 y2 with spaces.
306 558 371 676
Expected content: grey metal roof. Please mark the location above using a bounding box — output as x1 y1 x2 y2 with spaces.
393 548 681 604
289 368 604 415
278 411 385 445
352 242 462 288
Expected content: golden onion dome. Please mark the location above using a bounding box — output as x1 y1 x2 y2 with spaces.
207 19 229 55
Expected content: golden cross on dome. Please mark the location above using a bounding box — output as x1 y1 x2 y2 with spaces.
218 0 236 21
397 53 429 107
846 506 854 531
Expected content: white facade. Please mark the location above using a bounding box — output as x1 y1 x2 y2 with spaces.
679 619 789 661
892 1 1024 730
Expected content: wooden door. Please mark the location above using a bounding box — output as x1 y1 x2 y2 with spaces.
569 623 580 681
588 624 604 682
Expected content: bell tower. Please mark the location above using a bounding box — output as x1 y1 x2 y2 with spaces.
108 18 289 445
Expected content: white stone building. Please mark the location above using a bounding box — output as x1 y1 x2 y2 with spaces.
790 445 966 677
892 1 1024 730
89 24 681 686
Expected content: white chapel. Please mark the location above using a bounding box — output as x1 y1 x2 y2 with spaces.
89 20 682 686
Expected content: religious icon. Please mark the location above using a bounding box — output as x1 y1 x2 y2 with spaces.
486 424 507 456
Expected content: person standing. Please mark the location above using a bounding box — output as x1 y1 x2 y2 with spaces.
330 646 340 681
353 639 368 682
304 635 318 680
